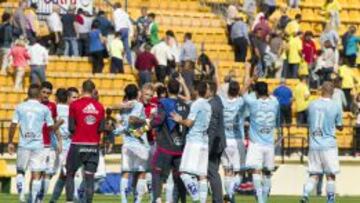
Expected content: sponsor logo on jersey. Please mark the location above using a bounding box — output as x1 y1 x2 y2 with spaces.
82 103 99 114
84 115 97 125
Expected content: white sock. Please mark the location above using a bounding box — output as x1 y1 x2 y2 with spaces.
303 177 317 198
120 177 129 203
262 175 271 203
199 179 208 203
16 174 25 202
74 174 83 200
326 180 336 202
229 175 243 198
180 173 200 201
166 174 174 203
224 176 232 197
31 180 42 203
135 179 147 203
253 174 264 203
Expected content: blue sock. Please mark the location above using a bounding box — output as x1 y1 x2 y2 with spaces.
253 174 264 203
31 180 42 203
51 179 65 201
121 177 129 203
326 180 336 203
262 175 271 203
180 173 200 201
303 177 317 198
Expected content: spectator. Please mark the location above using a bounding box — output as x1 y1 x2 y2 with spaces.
135 7 150 49
108 32 124 74
75 9 93 56
113 2 133 66
286 31 302 78
151 39 173 83
250 28 267 77
148 13 160 46
135 44 158 86
226 3 238 44
252 13 271 40
9 38 30 90
289 0 300 8
94 10 112 36
353 93 360 156
285 14 302 36
302 31 317 69
230 14 249 62
0 12 13 76
104 108 116 153
166 30 180 67
294 75 310 125
12 1 27 38
343 26 360 67
269 31 285 78
332 77 347 111
263 0 276 18
273 78 293 125
180 33 197 89
25 3 39 42
62 5 79 56
341 26 353 56
241 0 256 26
323 0 341 30
28 38 48 85
316 40 339 84
338 60 358 111
269 4 289 30
89 22 106 74
197 43 215 81
47 5 63 55
320 23 339 50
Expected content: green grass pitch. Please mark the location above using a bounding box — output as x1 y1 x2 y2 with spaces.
1 194 360 203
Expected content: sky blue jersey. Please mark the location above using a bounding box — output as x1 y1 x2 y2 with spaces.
220 95 245 139
308 98 343 150
244 95 280 145
186 98 212 144
56 104 71 150
12 99 54 149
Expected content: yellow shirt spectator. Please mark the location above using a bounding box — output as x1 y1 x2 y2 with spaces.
285 20 300 36
288 36 302 64
109 38 124 59
294 81 310 112
338 65 357 89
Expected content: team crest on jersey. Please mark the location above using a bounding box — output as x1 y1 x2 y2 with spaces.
83 103 99 114
85 115 97 125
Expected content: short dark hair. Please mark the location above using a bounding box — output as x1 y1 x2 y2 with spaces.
41 81 53 91
2 12 11 22
254 81 268 97
196 81 208 97
92 20 100 29
156 85 168 98
82 79 96 93
208 81 217 94
148 13 156 19
228 81 240 97
28 84 41 99
67 87 79 95
106 108 112 116
124 84 139 100
98 10 105 16
30 3 38 9
295 14 302 20
166 30 175 38
56 88 68 103
114 2 122 8
167 79 180 95
184 32 192 40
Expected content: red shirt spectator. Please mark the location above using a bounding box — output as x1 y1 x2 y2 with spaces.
42 101 57 147
69 96 105 145
135 50 158 71
302 32 317 64
253 17 271 40
10 44 30 68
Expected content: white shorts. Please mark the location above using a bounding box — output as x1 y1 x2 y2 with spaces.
221 139 246 172
308 148 340 175
16 147 46 172
245 142 274 171
122 144 150 172
54 148 69 174
95 152 106 179
44 148 57 175
180 142 208 176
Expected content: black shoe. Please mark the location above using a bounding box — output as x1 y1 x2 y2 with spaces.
300 196 309 203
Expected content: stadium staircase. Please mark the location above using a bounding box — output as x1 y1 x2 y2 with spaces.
0 0 358 155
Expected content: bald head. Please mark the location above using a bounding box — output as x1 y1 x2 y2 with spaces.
321 81 334 98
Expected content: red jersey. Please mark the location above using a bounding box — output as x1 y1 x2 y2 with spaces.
42 101 57 147
144 97 159 142
69 97 105 145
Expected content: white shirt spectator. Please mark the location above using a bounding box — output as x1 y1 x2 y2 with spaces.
168 37 180 63
47 12 63 32
151 41 173 66
75 15 94 34
28 43 49 66
113 8 132 32
226 5 238 25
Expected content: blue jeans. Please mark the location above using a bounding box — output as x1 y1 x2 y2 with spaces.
119 28 132 65
64 37 79 56
139 70 152 87
30 65 46 84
